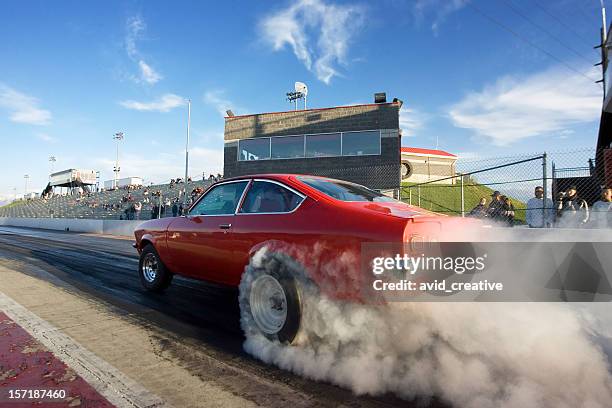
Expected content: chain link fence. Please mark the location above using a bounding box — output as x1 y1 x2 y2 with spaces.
400 148 602 227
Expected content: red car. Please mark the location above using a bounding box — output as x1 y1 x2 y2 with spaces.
134 174 454 343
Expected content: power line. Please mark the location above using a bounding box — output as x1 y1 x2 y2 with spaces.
532 0 599 48
500 0 595 65
467 2 600 85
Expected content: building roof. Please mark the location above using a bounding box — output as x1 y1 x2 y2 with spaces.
224 101 401 120
401 147 456 158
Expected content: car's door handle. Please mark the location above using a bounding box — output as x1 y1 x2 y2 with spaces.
219 223 232 230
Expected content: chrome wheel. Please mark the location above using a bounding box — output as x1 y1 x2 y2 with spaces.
250 275 288 335
142 253 158 283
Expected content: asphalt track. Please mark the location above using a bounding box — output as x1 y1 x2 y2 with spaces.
0 226 448 407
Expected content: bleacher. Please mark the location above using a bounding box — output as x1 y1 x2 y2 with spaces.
0 178 214 220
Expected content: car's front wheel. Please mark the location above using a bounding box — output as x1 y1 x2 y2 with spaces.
239 253 302 344
139 244 173 292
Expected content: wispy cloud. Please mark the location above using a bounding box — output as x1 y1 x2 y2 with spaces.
399 106 425 137
259 0 364 84
204 91 238 117
125 16 162 85
413 0 469 34
0 84 52 125
119 93 186 112
138 60 162 85
36 133 57 143
448 65 601 146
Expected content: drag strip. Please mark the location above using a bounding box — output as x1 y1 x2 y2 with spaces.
0 226 428 407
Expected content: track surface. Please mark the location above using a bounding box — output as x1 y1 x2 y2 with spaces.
0 226 443 407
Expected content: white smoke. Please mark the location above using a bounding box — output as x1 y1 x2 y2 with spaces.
239 245 612 408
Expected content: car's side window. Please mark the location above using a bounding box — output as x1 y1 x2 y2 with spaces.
239 181 304 214
190 181 249 216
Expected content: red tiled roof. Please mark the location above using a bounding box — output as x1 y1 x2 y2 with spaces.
401 147 457 157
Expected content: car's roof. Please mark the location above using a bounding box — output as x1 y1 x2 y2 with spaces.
217 173 326 182
210 174 352 202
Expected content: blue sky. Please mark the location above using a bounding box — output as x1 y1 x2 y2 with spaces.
0 0 606 201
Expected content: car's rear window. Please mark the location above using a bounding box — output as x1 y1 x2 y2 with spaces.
297 176 397 202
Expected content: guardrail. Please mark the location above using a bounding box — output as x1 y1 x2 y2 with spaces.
0 217 143 237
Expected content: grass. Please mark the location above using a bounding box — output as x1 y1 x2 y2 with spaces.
400 177 527 224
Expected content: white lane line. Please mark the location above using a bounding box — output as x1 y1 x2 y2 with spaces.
0 292 171 408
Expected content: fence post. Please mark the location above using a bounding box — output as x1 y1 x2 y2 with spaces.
418 185 421 207
409 187 412 205
158 193 162 219
460 173 465 217
542 153 548 227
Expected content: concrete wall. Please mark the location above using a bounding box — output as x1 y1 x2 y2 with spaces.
0 217 143 237
223 102 402 190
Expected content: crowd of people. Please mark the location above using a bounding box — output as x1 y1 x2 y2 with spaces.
119 184 213 220
468 185 612 228
468 190 516 226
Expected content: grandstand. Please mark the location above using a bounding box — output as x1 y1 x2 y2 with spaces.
0 178 214 220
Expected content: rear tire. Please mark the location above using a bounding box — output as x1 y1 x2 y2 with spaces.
240 253 302 344
139 244 173 292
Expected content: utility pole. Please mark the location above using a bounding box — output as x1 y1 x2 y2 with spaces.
183 99 191 207
113 132 124 189
597 0 608 95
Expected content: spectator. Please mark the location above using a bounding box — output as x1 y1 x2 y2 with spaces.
172 200 179 217
469 198 489 218
487 191 504 221
556 185 589 227
591 187 612 228
501 196 515 227
178 203 185 216
526 186 554 228
151 203 159 219
134 201 142 220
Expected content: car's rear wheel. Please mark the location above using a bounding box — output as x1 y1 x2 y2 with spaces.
240 254 302 344
139 244 173 292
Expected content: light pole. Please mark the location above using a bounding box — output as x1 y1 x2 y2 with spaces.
49 156 56 174
24 174 29 198
48 156 56 186
183 99 191 207
113 132 124 189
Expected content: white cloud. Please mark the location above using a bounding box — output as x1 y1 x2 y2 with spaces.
125 16 162 85
448 66 601 146
204 91 238 117
399 106 425 137
36 133 57 143
259 0 364 84
413 0 469 34
138 60 162 85
0 84 52 125
119 93 186 112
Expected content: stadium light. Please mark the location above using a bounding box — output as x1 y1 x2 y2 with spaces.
49 156 56 181
113 132 124 189
23 174 29 196
183 99 191 208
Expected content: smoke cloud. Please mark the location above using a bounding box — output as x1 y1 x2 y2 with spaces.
240 246 612 408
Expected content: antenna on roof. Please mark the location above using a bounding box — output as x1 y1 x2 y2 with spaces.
286 82 308 110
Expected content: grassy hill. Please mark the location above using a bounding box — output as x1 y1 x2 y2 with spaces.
400 178 527 224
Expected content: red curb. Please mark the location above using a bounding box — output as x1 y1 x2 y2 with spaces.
0 312 115 407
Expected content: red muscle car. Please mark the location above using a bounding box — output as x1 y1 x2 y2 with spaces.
134 174 458 343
